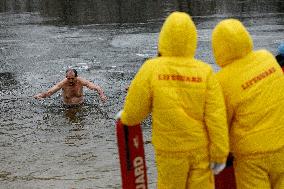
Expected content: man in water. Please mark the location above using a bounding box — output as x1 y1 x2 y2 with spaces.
34 68 107 105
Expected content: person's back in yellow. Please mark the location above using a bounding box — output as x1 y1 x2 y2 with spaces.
120 12 229 189
212 19 284 189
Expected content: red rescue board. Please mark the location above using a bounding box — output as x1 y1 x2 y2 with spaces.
116 119 148 189
215 155 236 189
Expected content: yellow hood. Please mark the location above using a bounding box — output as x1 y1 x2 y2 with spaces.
158 12 197 57
212 19 253 67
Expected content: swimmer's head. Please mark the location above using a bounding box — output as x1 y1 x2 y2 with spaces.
66 69 77 77
66 69 78 85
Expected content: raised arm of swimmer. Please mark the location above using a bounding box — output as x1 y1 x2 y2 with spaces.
81 78 107 102
34 81 64 100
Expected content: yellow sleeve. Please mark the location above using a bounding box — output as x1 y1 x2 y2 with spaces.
216 70 235 128
121 61 153 126
204 70 229 163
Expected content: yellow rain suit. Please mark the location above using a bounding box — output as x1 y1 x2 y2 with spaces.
121 12 229 189
212 19 284 189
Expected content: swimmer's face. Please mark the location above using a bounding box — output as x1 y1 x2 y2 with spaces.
66 71 77 86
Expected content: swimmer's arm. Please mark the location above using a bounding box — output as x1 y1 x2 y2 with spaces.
34 80 64 100
82 79 107 102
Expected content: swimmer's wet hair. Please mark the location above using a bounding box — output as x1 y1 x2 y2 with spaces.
66 68 78 77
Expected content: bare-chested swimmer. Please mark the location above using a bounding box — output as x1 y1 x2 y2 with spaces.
34 69 107 105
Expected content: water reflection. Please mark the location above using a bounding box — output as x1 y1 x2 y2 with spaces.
61 105 86 146
0 72 17 91
40 0 163 25
0 0 40 12
64 123 87 147
62 103 110 147
64 105 83 123
0 0 283 25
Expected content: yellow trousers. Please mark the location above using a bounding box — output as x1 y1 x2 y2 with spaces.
234 147 284 189
155 150 214 189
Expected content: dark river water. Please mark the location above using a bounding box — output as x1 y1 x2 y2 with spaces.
0 0 283 188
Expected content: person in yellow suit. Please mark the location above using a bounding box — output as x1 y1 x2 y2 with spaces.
117 12 229 189
212 19 284 189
